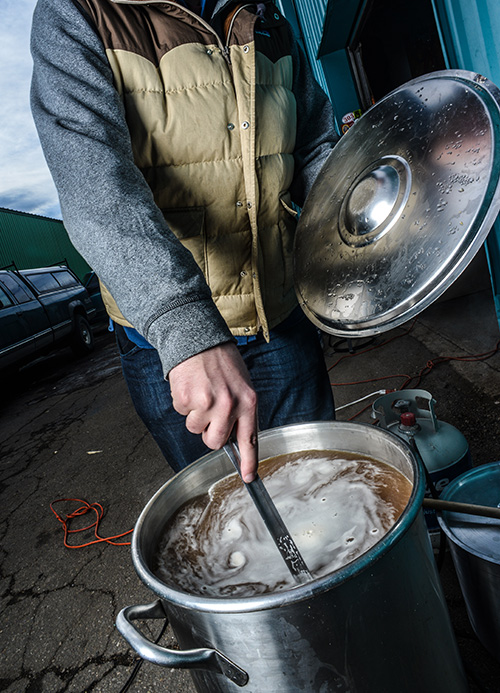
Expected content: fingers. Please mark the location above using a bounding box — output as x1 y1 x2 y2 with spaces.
169 343 259 479
233 418 258 483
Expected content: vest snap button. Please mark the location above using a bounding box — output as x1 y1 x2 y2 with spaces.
240 270 247 277
206 48 213 55
244 327 250 333
227 123 235 130
243 45 249 53
236 201 243 207
241 121 250 129
246 201 253 209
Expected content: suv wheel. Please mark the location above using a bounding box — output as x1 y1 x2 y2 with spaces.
71 314 94 355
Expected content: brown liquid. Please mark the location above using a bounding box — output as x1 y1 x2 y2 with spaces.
155 450 412 598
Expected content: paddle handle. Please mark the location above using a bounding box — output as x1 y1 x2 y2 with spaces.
223 440 313 584
423 497 500 520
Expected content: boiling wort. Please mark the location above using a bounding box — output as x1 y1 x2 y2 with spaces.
155 451 412 598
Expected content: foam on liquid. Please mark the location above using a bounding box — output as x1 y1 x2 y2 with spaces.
155 450 412 597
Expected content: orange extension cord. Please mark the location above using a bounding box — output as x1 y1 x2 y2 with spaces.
51 329 499 546
50 498 133 548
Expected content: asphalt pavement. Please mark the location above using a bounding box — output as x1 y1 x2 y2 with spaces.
1 286 500 692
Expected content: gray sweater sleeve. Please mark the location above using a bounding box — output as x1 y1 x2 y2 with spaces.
289 35 339 207
30 0 232 377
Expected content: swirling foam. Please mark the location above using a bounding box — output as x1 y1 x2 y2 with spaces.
155 451 412 597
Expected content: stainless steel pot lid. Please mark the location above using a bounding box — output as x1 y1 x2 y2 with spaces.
294 70 500 337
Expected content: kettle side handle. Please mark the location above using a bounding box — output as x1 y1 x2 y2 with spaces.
116 599 249 687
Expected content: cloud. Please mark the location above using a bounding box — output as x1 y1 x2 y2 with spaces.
0 0 61 219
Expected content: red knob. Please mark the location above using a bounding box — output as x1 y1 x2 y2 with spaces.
400 412 416 427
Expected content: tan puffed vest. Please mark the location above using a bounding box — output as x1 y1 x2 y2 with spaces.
77 0 298 339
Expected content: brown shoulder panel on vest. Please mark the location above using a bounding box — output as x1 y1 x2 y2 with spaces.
75 0 217 65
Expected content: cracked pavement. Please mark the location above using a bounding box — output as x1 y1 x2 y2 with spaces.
0 328 195 692
1 287 500 692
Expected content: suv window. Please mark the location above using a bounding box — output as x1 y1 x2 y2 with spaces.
1 275 33 304
26 273 60 294
53 270 78 288
84 272 99 292
0 285 14 309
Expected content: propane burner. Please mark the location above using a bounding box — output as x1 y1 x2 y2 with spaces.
339 156 412 247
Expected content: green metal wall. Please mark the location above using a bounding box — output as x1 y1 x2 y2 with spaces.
0 208 91 280
432 0 500 325
278 0 362 132
278 0 330 93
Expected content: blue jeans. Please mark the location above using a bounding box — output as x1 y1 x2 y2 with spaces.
115 308 335 472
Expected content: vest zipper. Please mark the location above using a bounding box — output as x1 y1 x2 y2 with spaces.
223 4 253 64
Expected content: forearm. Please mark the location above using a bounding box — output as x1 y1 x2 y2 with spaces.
30 0 232 376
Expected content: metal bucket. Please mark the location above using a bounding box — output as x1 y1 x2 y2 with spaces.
117 421 468 692
437 462 500 661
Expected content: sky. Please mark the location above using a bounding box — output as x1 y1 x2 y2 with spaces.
0 0 61 219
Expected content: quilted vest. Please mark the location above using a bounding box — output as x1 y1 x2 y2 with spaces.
76 0 298 339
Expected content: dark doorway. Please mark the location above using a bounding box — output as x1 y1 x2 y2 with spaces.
350 0 447 109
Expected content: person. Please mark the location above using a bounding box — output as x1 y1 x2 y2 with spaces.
30 0 338 482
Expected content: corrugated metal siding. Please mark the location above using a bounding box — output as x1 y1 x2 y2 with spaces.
432 0 500 325
0 208 91 280
288 0 330 92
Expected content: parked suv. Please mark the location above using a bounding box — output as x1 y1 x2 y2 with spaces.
0 265 96 372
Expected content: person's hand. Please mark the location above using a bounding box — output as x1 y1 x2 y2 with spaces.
168 342 258 482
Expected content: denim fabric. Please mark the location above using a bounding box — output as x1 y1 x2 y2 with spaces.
115 308 335 473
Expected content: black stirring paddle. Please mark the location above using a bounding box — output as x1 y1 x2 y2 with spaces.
223 438 313 585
